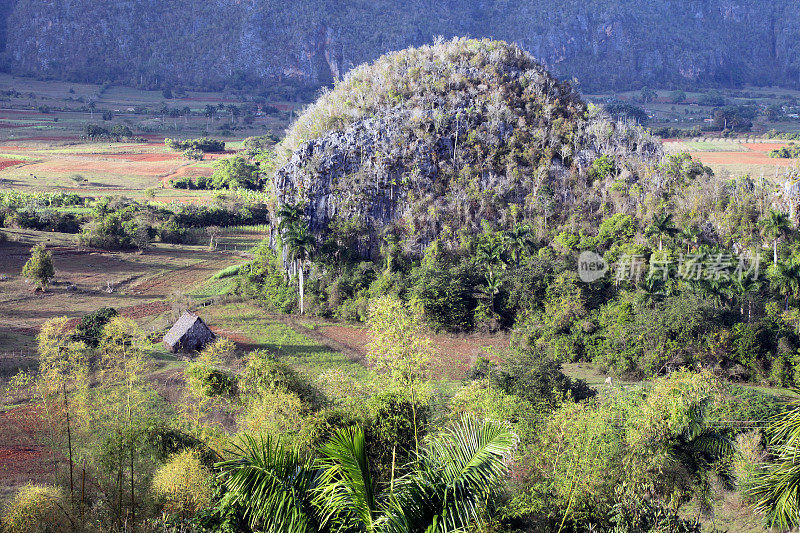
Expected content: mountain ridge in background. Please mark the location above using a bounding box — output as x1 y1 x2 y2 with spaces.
2 0 799 93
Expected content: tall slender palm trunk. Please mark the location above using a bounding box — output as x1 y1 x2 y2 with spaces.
298 260 305 315
774 239 779 265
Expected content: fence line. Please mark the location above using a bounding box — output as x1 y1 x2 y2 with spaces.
0 351 36 359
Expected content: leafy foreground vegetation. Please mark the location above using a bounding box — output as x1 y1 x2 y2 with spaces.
0 297 794 532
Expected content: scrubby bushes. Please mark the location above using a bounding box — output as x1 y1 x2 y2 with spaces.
4 207 82 233
85 123 135 140
769 143 800 159
171 175 212 190
0 192 86 233
210 156 261 190
79 198 149 250
165 137 225 153
0 484 71 533
151 450 213 517
238 245 297 313
73 307 118 347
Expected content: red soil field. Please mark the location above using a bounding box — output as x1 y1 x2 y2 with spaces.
127 258 234 297
0 159 24 170
2 136 81 142
0 109 50 117
116 142 167 149
73 153 179 162
203 150 237 160
743 143 791 152
690 151 798 167
23 158 182 177
0 405 57 493
119 301 171 319
0 123 36 129
160 164 214 185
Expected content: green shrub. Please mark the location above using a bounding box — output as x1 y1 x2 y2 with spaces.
365 389 430 482
494 348 595 408
240 387 308 436
157 217 197 244
410 243 477 332
238 245 297 312
211 264 243 280
186 364 238 398
151 449 213 517
165 137 225 153
240 349 322 407
73 307 118 347
211 156 260 190
21 244 55 290
1 484 71 533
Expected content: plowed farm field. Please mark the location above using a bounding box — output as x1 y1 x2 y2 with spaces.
664 139 799 175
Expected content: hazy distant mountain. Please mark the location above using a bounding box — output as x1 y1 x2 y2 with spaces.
2 0 798 92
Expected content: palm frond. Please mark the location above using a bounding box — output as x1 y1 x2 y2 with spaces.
747 396 800 530
314 425 377 532
217 433 320 533
385 416 516 533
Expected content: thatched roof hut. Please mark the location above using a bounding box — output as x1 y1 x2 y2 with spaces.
163 311 216 353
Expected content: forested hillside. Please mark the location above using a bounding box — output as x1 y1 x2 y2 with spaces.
2 0 799 92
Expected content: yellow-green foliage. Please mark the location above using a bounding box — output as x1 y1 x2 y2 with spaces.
733 430 765 499
152 449 213 516
624 369 720 451
241 387 307 436
1 484 70 533
450 380 532 426
21 244 55 290
367 295 432 387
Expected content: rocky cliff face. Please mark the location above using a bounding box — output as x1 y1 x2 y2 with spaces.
1 0 798 91
273 40 663 258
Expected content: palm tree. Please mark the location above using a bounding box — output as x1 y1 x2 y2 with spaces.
220 434 321 532
315 427 378 532
732 276 762 323
277 203 303 233
476 239 505 270
507 223 534 264
705 277 735 310
220 417 515 533
680 224 701 254
475 239 507 316
760 209 792 265
646 212 679 251
476 272 503 317
383 416 515 532
661 398 734 515
283 221 314 315
639 276 665 307
748 398 800 530
769 259 800 313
